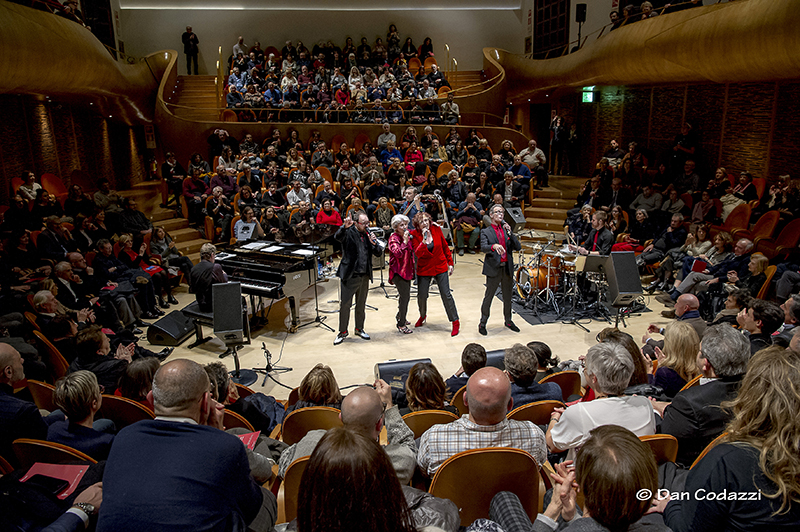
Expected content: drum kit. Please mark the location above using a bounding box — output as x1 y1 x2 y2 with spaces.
513 233 613 328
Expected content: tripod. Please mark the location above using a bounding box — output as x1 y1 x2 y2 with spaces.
230 342 293 389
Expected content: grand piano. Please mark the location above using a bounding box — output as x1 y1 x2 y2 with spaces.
215 240 323 332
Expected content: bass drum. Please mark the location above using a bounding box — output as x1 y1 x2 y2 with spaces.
515 265 558 298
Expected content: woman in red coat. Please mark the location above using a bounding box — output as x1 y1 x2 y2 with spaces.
410 211 460 336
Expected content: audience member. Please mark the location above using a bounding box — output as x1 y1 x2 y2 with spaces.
417 366 547 477
97 359 277 531
651 323 749 466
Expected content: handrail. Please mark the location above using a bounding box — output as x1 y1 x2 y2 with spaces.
216 46 224 108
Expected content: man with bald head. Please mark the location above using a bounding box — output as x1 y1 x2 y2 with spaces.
98 359 277 532
416 366 547 477
0 344 52 466
643 293 707 356
277 379 416 484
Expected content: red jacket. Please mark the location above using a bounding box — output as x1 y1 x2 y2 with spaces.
410 223 452 277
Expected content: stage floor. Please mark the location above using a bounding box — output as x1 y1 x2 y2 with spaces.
143 255 673 401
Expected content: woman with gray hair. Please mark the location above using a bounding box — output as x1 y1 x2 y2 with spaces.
546 342 656 460
387 214 414 334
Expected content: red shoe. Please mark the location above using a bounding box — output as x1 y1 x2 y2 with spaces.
415 315 426 327
451 319 460 337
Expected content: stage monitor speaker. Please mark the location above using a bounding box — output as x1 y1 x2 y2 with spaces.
485 349 506 370
213 282 245 345
147 311 194 346
504 207 526 233
375 358 432 385
604 252 643 307
576 3 587 23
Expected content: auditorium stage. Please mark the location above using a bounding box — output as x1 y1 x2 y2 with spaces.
142 255 669 401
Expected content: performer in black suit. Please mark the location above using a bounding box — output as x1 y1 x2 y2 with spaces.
333 210 382 345
189 243 228 313
478 204 522 335
570 210 613 256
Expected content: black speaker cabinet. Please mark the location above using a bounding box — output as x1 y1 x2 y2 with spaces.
504 207 526 233
485 349 506 370
604 252 643 307
147 311 195 346
213 282 245 345
576 3 587 23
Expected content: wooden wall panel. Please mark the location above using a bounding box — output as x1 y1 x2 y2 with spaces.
769 82 800 179
684 84 725 169
0 95 145 203
566 79 800 183
720 83 774 176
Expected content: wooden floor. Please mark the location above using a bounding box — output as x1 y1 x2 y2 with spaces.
143 255 673 402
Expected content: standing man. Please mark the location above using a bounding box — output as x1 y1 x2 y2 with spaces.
518 139 548 189
479 204 521 336
189 243 228 313
181 26 199 75
333 211 382 346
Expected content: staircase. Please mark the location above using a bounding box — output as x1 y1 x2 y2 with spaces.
169 75 220 122
450 70 485 95
118 181 210 262
522 176 583 237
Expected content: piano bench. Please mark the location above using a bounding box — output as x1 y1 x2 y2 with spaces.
182 302 214 349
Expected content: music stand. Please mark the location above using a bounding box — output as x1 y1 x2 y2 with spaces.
367 227 396 299
296 223 336 333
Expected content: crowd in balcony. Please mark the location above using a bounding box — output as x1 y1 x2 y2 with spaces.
222 30 459 124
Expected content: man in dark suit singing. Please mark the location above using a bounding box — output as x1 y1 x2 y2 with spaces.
478 203 522 336
97 358 277 531
333 210 382 346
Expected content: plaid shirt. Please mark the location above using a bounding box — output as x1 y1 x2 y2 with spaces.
417 415 547 477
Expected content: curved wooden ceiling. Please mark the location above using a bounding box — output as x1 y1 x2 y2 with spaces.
493 0 800 103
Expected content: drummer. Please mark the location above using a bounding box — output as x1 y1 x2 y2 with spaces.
569 211 613 256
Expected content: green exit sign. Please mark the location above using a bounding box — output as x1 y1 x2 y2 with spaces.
582 86 595 103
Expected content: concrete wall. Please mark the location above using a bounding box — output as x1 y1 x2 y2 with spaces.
118 6 526 73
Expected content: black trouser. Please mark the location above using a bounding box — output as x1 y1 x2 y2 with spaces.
186 53 198 75
393 276 411 327
339 274 369 333
481 268 513 325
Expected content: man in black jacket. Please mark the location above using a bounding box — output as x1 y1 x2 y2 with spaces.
334 211 381 345
478 204 521 335
651 324 749 466
181 26 199 75
571 211 613 256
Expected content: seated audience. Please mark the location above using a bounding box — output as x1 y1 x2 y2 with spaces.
48 370 115 460
503 344 563 407
546 343 656 460
737 298 783 354
96 359 277 531
398 362 459 416
487 425 667 532
279 381 416 484
654 346 800 529
527 341 559 383
417 366 547 477
286 363 343 414
650 323 749 466
648 321 700 398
